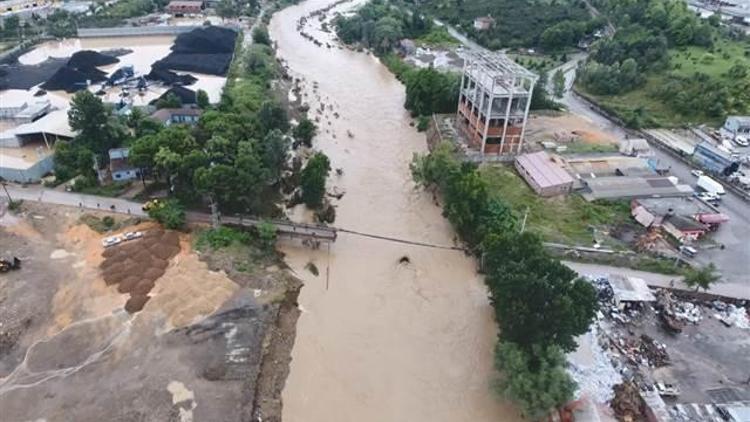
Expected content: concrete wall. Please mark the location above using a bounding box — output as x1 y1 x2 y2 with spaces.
77 25 200 38
0 154 53 183
0 136 23 148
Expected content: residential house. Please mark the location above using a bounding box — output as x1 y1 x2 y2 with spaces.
473 15 495 31
109 148 139 181
150 107 203 126
662 215 709 243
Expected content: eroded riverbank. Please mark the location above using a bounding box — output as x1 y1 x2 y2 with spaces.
270 0 520 420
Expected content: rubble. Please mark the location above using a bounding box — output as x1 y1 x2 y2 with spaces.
568 323 623 404
611 381 648 422
712 303 750 329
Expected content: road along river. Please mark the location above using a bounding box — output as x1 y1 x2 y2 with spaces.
270 0 520 421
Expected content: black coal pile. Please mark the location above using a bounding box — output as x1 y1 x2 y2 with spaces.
0 57 68 90
151 26 238 76
146 68 197 86
41 50 120 92
67 50 119 68
150 86 197 106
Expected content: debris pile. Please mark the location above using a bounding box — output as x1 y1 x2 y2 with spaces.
568 324 623 404
99 228 181 313
151 26 238 76
636 335 669 367
611 381 648 422
655 290 686 333
712 302 750 329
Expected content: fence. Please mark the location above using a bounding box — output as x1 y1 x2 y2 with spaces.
77 25 200 38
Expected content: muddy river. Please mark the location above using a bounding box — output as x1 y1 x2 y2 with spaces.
270 1 520 420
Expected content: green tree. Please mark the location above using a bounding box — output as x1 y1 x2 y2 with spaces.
483 232 598 352
300 152 331 208
252 25 271 46
46 10 77 38
3 15 20 38
216 0 239 20
258 101 289 134
259 129 290 182
148 199 186 229
293 117 317 147
552 69 565 98
403 67 459 116
683 263 720 291
156 93 182 110
196 89 210 109
53 141 95 181
494 341 576 420
257 220 277 252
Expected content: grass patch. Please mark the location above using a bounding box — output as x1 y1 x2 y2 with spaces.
561 141 619 154
508 53 565 74
78 182 131 198
414 26 459 47
195 226 252 250
480 164 631 246
79 214 142 233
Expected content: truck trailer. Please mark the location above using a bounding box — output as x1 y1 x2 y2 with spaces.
696 175 725 195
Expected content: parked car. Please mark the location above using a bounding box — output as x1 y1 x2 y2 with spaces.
679 245 698 258
102 236 122 248
697 192 720 204
123 231 143 241
690 169 704 177
733 136 749 147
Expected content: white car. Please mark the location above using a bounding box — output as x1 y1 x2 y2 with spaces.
690 169 704 177
123 231 143 240
733 136 749 147
102 236 123 248
697 192 720 204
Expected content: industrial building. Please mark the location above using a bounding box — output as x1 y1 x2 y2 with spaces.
580 176 694 201
693 141 738 175
456 50 537 158
514 151 573 197
722 115 750 138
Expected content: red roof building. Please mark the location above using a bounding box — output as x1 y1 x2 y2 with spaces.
515 151 574 197
165 0 203 15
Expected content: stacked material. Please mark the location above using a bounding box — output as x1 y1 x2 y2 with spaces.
151 26 238 76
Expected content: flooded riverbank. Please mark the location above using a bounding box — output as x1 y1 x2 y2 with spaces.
270 1 520 420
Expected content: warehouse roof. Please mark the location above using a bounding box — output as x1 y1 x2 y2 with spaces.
515 151 573 189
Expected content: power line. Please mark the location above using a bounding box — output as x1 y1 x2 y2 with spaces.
336 228 467 252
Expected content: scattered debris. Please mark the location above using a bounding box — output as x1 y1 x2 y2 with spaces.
399 255 410 265
611 381 648 422
0 257 21 273
304 262 319 276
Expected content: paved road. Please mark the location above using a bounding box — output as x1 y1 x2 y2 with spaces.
564 261 750 300
3 184 147 217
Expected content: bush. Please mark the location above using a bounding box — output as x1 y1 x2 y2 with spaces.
301 152 331 208
416 115 430 132
256 220 277 251
147 199 186 229
196 226 251 249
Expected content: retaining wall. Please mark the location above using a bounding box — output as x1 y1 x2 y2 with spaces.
77 25 200 38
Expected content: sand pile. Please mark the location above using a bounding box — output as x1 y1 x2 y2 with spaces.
99 229 180 313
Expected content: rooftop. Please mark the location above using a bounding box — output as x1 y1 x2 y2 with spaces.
664 215 708 232
581 176 694 201
515 151 573 188
0 142 52 170
463 50 537 96
634 197 716 217
608 274 656 304
150 107 203 123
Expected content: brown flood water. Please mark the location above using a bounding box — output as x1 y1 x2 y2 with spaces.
270 1 520 421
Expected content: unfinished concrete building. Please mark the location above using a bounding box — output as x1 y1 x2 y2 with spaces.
456 51 537 157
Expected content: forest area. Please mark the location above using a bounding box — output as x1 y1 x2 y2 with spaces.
577 0 750 127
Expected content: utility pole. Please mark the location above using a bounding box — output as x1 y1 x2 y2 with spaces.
1 182 12 204
520 207 529 233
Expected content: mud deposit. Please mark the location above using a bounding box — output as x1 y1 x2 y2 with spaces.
271 0 520 421
0 202 300 421
100 229 181 312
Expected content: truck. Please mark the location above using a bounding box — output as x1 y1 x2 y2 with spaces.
696 175 725 195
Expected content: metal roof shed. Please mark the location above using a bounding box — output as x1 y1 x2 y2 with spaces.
514 151 574 197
